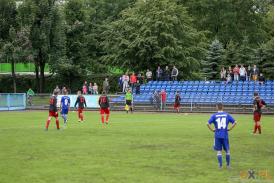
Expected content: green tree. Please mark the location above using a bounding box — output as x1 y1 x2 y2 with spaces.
236 36 255 66
201 39 224 80
223 40 237 67
101 0 207 79
256 38 274 79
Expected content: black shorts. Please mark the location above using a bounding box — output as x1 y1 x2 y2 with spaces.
126 100 132 106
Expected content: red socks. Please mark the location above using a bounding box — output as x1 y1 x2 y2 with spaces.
46 118 59 129
101 116 105 124
106 115 109 123
254 123 262 134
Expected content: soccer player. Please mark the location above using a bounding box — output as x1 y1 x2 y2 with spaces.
45 91 60 131
125 89 133 113
174 91 181 113
253 92 266 134
60 89 70 126
207 103 237 169
74 91 87 122
98 91 110 126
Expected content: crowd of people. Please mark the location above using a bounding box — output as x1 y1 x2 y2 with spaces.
119 65 179 94
220 64 266 84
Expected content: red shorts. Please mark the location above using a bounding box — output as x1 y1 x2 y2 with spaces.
174 103 180 108
100 108 110 115
49 111 58 117
78 108 84 113
254 112 261 122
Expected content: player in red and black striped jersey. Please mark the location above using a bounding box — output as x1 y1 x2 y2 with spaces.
174 91 181 113
253 92 266 134
74 91 87 122
45 91 60 130
98 91 110 126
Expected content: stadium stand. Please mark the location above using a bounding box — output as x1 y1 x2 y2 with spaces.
112 80 274 105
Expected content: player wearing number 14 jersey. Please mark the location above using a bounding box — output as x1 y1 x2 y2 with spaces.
207 103 237 169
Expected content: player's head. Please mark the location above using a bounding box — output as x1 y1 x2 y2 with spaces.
53 91 58 96
77 90 82 96
102 91 106 95
63 89 68 95
216 103 223 111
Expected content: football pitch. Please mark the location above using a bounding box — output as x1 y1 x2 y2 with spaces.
0 111 273 183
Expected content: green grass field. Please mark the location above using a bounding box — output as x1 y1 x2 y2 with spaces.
0 111 273 183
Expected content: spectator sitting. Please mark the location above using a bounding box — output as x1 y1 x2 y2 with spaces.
252 65 259 81
226 74 232 84
146 69 152 82
88 82 93 94
239 65 246 81
135 80 141 94
220 67 226 81
233 64 240 81
163 66 170 81
93 83 98 94
156 66 163 81
171 65 179 81
258 73 265 85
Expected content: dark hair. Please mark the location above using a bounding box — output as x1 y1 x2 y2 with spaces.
254 92 259 97
217 103 223 110
53 91 58 95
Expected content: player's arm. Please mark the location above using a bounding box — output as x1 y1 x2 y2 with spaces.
207 123 215 132
84 98 87 108
74 97 79 108
261 100 267 109
228 122 237 131
98 97 101 106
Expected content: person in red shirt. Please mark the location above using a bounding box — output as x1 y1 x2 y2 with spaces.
160 89 167 111
98 91 110 126
45 91 60 131
74 91 87 122
130 72 137 91
233 64 239 81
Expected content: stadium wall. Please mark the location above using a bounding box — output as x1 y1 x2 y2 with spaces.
0 93 26 111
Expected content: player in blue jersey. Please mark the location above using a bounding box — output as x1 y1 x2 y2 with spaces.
207 103 237 169
60 89 70 126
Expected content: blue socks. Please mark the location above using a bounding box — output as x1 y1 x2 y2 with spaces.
217 154 222 167
62 114 67 124
226 154 230 166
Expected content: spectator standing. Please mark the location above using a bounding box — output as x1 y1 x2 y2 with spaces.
239 65 246 81
220 67 227 81
122 73 129 93
247 65 252 81
61 86 67 94
93 83 98 94
88 83 93 94
130 72 137 91
27 88 35 106
258 73 265 85
103 78 110 94
233 64 240 81
54 85 61 94
156 66 163 81
163 66 170 81
171 65 179 81
146 69 152 82
252 65 259 81
118 76 123 91
82 84 87 95
137 72 143 84
160 89 167 111
135 80 141 94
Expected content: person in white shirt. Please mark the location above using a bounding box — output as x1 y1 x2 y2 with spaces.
239 65 246 81
171 65 179 81
146 69 152 82
122 73 129 93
